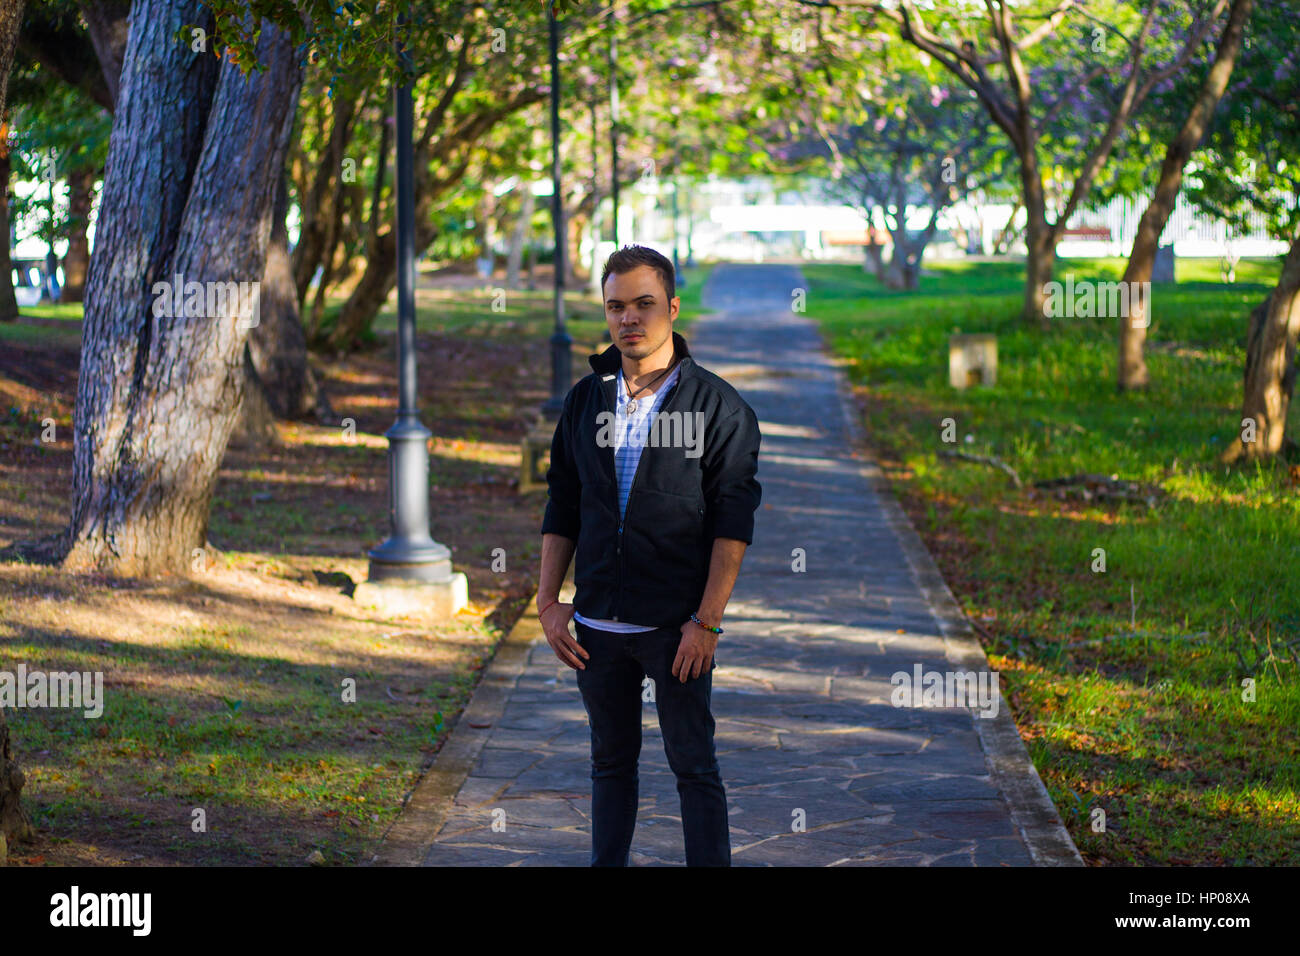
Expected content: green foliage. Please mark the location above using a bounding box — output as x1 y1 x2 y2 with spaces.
1188 0 1300 241
6 56 111 245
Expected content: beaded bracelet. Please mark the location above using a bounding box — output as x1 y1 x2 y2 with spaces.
690 612 723 635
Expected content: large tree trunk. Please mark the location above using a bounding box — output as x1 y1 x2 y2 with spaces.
61 165 97 303
1118 0 1253 391
1222 238 1300 463
58 3 301 575
0 128 18 323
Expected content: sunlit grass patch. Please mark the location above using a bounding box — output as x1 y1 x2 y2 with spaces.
807 256 1298 865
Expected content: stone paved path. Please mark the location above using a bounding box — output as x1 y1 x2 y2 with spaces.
407 263 1082 867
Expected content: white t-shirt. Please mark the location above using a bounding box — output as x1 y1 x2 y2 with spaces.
573 362 681 634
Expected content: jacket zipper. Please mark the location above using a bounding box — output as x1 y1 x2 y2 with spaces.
615 364 688 621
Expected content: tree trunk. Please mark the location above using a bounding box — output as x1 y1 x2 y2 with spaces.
0 0 31 848
0 131 18 323
324 87 545 351
991 199 1022 255
883 249 908 290
1023 215 1055 328
325 227 397 352
1119 0 1253 391
61 165 97 303
505 186 534 289
863 224 887 281
1 708 33 849
1222 237 1300 462
862 240 882 278
293 92 358 307
59 4 301 576
566 193 591 286
80 0 130 111
246 173 331 423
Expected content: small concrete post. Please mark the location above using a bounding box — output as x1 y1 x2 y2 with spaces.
949 333 998 389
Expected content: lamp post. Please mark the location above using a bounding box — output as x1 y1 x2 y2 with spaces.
670 122 684 288
44 157 60 302
366 38 452 584
542 0 571 419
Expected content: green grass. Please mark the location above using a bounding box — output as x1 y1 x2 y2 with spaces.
805 256 1299 865
18 303 85 322
1 604 495 865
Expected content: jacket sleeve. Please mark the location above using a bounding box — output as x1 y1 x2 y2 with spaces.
701 400 762 544
541 387 581 540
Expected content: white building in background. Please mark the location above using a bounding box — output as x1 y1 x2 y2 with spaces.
577 173 1290 268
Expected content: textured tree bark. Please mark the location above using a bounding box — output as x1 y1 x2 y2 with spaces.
1222 238 1300 462
61 165 98 302
1118 0 1253 391
59 3 301 575
0 0 31 850
0 134 18 323
0 709 33 848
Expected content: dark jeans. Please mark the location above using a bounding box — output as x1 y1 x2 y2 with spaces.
573 620 730 866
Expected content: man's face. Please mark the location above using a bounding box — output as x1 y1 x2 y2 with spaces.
603 264 679 360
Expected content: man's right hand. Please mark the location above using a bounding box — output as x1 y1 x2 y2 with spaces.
540 601 587 670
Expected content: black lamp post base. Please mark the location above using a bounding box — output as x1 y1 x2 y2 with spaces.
365 544 453 584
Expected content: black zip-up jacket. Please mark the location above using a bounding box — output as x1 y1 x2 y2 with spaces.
542 330 762 629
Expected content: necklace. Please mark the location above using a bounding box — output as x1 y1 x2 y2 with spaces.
623 360 676 414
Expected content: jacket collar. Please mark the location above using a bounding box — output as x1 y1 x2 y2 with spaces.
590 329 694 379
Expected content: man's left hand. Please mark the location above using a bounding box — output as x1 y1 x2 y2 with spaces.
673 618 719 682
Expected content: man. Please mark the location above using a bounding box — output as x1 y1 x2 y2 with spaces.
535 244 762 867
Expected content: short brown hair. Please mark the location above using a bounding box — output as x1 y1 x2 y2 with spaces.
600 244 675 304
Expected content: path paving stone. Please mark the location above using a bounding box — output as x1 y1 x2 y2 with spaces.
414 263 1079 867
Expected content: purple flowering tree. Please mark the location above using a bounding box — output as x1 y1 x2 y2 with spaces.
852 0 1240 326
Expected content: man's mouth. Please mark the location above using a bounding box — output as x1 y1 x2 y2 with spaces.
622 333 643 340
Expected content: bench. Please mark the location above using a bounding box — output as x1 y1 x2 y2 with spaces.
1060 226 1112 241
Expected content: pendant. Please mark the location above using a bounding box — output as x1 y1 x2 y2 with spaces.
626 399 638 414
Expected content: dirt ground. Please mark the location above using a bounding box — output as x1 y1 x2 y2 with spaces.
0 293 567 865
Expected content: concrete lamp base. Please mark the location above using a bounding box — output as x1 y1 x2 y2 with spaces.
353 573 469 620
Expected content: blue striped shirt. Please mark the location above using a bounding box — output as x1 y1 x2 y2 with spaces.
574 361 681 633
